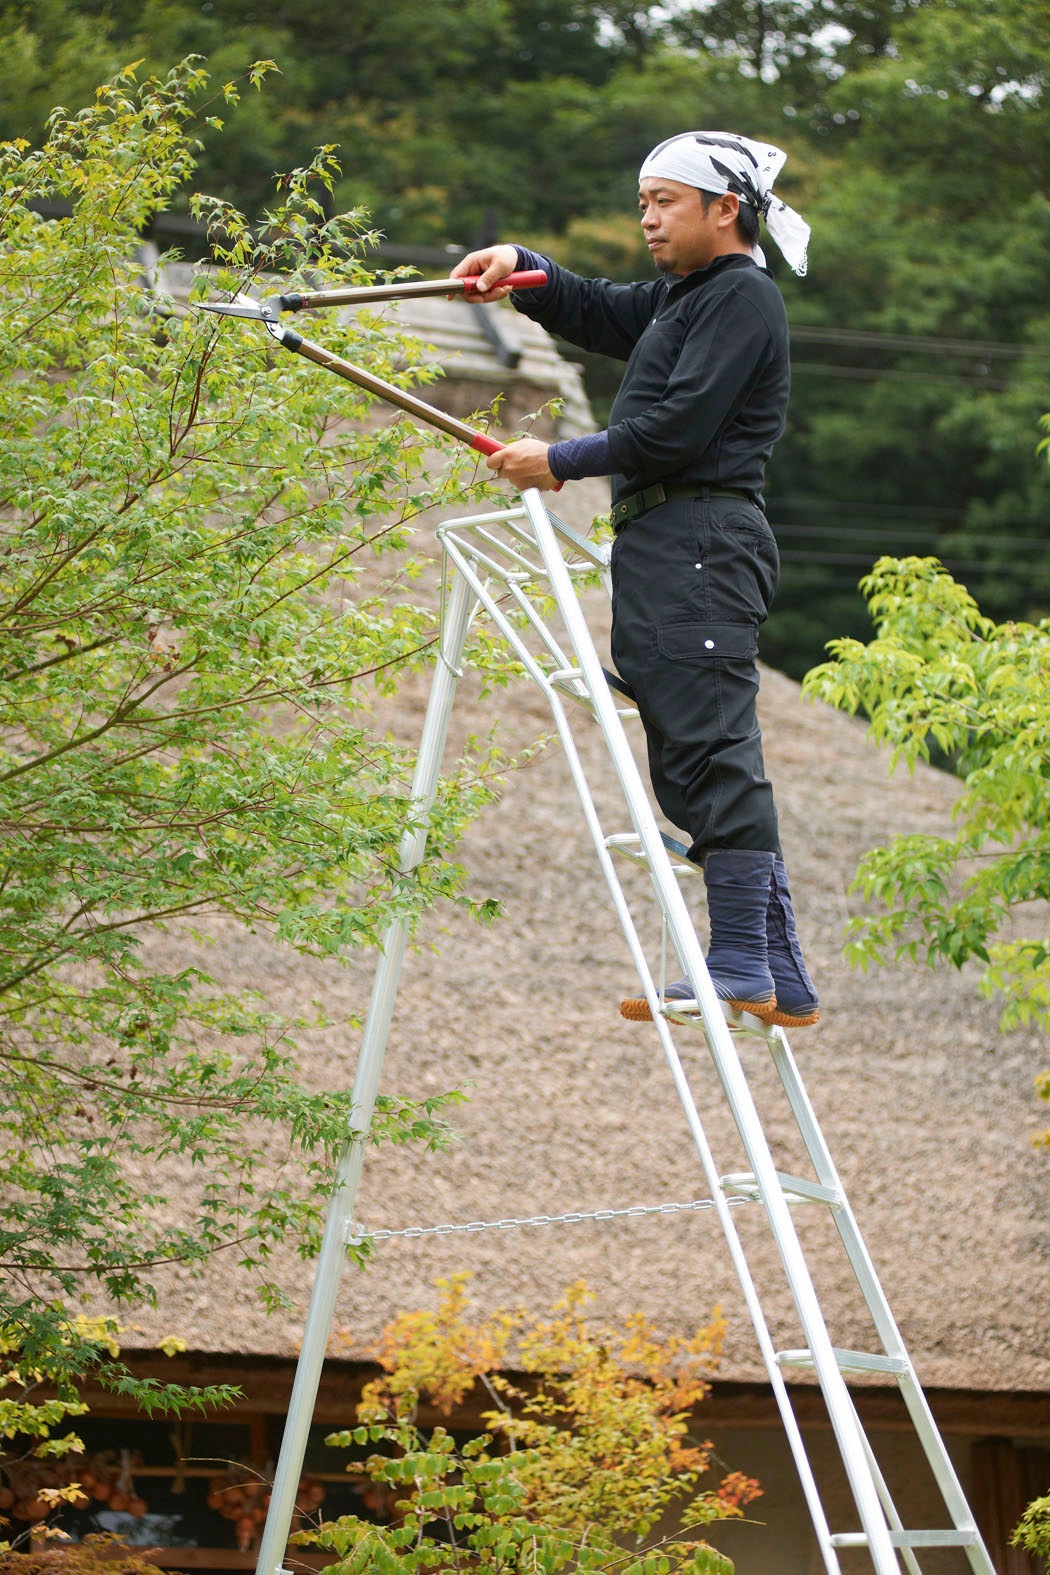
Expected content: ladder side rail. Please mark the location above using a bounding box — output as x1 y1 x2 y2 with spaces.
834 1388 986 1567
517 491 905 1574
891 1378 992 1574
767 1042 996 1574
254 566 480 1575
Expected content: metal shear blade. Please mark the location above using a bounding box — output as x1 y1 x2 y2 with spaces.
196 294 280 322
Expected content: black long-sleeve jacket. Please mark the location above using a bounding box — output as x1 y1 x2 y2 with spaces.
511 250 790 508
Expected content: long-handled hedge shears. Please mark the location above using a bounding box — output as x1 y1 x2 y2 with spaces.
196 270 548 462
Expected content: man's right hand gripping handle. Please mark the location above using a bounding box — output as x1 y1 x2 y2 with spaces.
450 245 521 300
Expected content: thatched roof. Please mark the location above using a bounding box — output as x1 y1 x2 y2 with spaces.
122 285 1050 1397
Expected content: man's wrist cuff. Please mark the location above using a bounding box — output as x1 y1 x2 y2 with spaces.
548 431 613 482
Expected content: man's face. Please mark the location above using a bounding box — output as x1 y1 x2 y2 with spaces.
638 177 728 276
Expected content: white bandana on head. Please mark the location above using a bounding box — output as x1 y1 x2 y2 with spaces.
638 130 810 277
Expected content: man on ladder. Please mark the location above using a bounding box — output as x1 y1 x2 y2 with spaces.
453 130 820 1030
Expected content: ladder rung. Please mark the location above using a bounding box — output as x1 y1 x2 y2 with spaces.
777 1348 909 1376
551 666 640 715
605 831 698 870
721 1171 842 1207
830 1530 979 1549
661 1001 774 1037
553 671 640 717
549 667 587 695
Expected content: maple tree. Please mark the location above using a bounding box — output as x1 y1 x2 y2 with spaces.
0 56 508 1418
295 1275 761 1574
804 553 1050 1140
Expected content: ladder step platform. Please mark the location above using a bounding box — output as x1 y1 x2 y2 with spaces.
606 830 698 870
661 999 774 1035
721 1170 842 1207
830 1530 980 1550
777 1347 910 1376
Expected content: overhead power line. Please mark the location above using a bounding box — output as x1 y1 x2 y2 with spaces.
771 522 1050 549
774 553 1050 587
770 496 967 520
791 361 1022 390
790 324 1050 360
784 322 1050 391
777 548 1046 574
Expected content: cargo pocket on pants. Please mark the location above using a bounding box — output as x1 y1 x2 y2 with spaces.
655 622 759 663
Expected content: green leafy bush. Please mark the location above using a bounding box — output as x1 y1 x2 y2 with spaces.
295 1276 760 1575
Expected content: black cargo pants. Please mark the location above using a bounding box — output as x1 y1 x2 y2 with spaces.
609 491 781 860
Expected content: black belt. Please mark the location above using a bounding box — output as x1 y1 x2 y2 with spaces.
610 483 754 534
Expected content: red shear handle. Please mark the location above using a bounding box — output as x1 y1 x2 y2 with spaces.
469 430 563 492
460 269 548 292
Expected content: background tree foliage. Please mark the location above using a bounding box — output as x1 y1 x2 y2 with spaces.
804 554 1050 1132
0 56 511 1400
5 0 1045 678
295 1276 759 1575
768 0 1050 672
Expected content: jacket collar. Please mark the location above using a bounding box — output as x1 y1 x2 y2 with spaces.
663 252 764 300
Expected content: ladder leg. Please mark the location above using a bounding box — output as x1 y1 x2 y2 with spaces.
254 565 478 1575
767 1034 996 1574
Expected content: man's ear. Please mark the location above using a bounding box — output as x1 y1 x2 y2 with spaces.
718 192 741 229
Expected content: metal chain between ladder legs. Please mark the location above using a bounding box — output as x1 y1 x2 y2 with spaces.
345 1194 751 1246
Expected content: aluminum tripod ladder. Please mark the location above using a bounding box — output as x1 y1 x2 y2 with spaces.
255 490 994 1575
